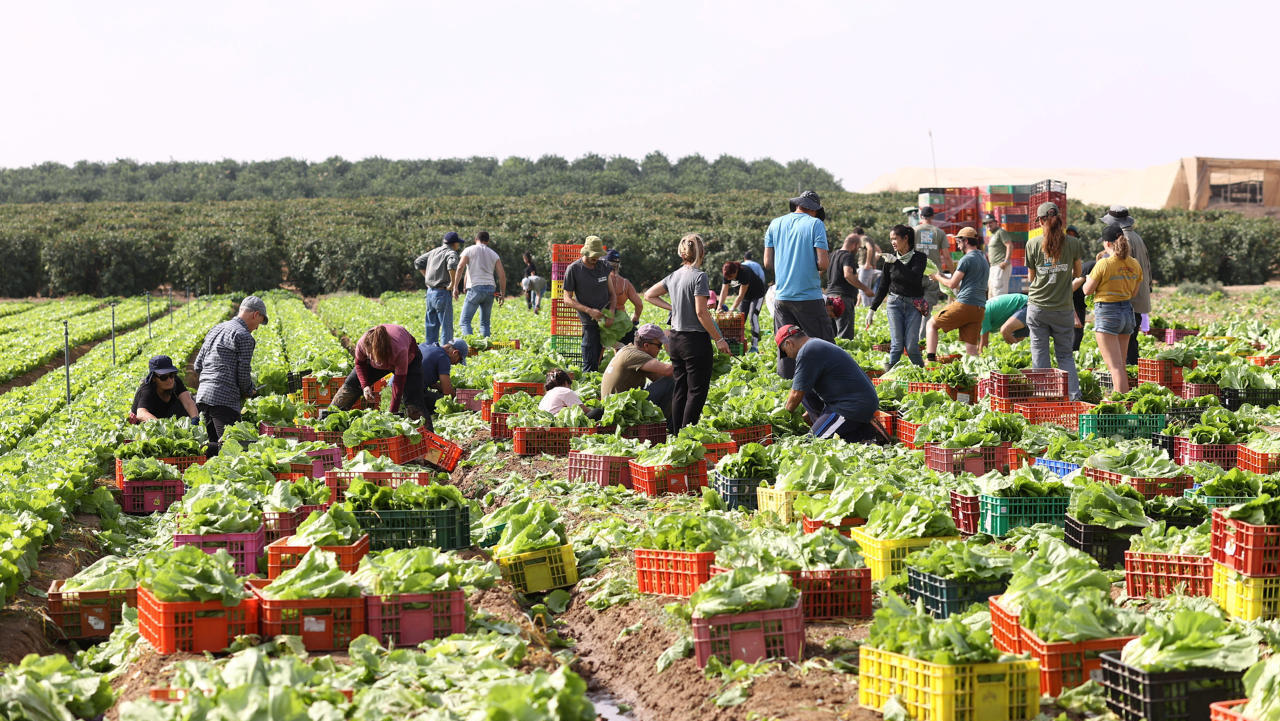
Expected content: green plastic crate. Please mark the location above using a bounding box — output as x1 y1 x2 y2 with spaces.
1182 489 1255 509
351 507 470 551
978 495 1069 537
1078 413 1166 440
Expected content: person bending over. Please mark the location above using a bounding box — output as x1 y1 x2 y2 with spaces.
130 355 199 425
775 324 882 444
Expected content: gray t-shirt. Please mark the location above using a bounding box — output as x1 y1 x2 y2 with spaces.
664 265 711 332
563 259 614 320
954 250 990 307
1125 229 1153 314
413 245 459 289
460 243 500 287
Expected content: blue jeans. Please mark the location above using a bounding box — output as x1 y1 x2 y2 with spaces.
424 288 453 345
1027 305 1081 400
886 295 924 368
460 285 495 337
581 319 603 373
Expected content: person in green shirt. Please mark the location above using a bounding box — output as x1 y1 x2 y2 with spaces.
979 293 1029 349
1024 202 1083 400
984 213 1012 297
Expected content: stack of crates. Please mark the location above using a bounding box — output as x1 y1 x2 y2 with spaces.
918 187 980 263
1210 507 1280 620
983 184 1034 294
549 243 585 365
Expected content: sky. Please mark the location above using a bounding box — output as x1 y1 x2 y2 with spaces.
3 0 1277 191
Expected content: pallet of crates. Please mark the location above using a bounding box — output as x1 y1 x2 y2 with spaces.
858 644 1039 721
1100 650 1246 721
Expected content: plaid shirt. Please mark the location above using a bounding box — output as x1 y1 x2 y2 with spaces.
194 317 256 411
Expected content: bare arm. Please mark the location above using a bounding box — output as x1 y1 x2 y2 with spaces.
784 388 806 413
643 281 672 312
763 247 774 271
451 256 470 296
494 260 507 302
563 290 604 321
438 374 454 397
1080 273 1098 296
641 359 673 378
933 270 966 290
179 391 198 419
843 265 872 295
135 407 160 421
627 283 644 322
695 297 722 339
815 247 829 273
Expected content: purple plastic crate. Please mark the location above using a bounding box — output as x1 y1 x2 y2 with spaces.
173 525 266 575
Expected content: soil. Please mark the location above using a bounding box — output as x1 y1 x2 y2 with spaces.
0 340 97 395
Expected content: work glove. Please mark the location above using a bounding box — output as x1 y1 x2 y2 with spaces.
1140 314 1151 333
188 415 200 427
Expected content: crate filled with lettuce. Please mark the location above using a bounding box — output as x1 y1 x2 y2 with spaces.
492 501 577 594
1139 351 1198 394
1169 408 1258 470
171 490 267 576
858 595 1040 721
248 548 365 651
849 492 961 581
114 419 208 482
710 442 775 511
795 479 896 536
976 465 1070 536
1066 481 1151 568
509 403 599 456
1083 446 1193 498
1124 521 1213 598
1237 435 1280 476
117 457 186 514
628 438 708 497
904 536 1014 619
266 505 370 579
257 477 329 542
566 434 648 489
755 448 848 522
1185 468 1273 509
1210 496 1280 579
356 546 498 647
135 545 259 655
337 410 432 463
242 394 317 441
596 388 669 443
1216 362 1280 410
487 390 538 440
688 566 804 666
324 452 449 505
47 555 140 640
712 527 871 620
633 513 741 597
675 425 737 466
342 477 470 551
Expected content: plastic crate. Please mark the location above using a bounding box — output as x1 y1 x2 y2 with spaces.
550 260 570 279
351 507 470 551
324 469 439 505
490 411 512 440
692 600 804 667
1079 413 1167 440
419 432 465 471
1100 650 1244 721
874 410 897 439
1181 382 1221 400
492 381 544 402
756 486 828 524
1153 432 1180 460
908 381 976 404
364 589 466 647
800 514 865 537
302 376 384 408
47 581 137 639
702 441 737 467
344 433 432 464
551 244 584 263
1211 508 1280 577
905 568 1007 619
1238 445 1280 475
858 645 1040 721
1163 328 1201 344
480 398 492 422
621 422 670 444
1176 437 1238 471
629 459 708 497
712 472 763 511
263 505 324 544
1015 400 1094 428
248 579 365 651
121 479 185 514
1098 371 1140 394
635 548 715 597
495 543 578 594
896 419 921 448
789 567 872 620
1183 488 1254 509
115 455 203 486
949 491 980 536
1167 405 1210 426
172 525 266 576
979 495 1069 536
712 311 745 341
1022 625 1135 697
566 451 633 489
724 424 772 447
1034 458 1081 477
1212 561 1280 620
257 422 318 441
989 595 1022 654
1210 701 1252 721
1065 515 1142 569
1221 388 1280 411
266 534 370 579
924 444 1002 475
454 388 484 412
512 426 597 456
1084 467 1194 498
986 369 1068 401
1124 550 1212 598
1138 358 1194 392
136 586 258 655
1247 355 1280 367
849 527 961 582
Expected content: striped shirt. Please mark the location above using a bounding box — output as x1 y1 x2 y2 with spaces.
193 317 256 411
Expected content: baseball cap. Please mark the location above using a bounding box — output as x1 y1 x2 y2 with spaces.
920 206 936 218
635 323 666 344
604 249 621 263
774 324 803 347
442 231 463 246
446 338 468 364
239 295 268 323
983 213 998 224
1101 224 1123 244
1036 202 1059 219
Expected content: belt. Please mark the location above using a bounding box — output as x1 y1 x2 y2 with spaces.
428 285 450 290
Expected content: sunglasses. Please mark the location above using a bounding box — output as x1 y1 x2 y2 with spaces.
155 373 177 380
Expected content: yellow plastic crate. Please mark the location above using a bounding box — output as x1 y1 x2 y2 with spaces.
859 645 1040 721
495 543 578 594
756 487 829 524
550 280 563 298
849 528 961 582
1211 561 1280 621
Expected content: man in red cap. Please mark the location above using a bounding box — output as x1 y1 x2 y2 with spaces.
775 324 883 443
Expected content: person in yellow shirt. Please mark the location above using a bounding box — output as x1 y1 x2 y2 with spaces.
1075 224 1142 393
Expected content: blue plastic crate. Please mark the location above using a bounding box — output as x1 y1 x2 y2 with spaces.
1011 266 1029 276
1008 277 1028 294
1033 458 1080 477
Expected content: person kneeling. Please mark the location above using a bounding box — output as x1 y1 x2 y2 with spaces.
775 324 885 444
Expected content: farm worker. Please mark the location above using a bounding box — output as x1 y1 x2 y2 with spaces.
912 205 955 347
984 213 1013 298
740 250 766 284
417 338 467 428
1066 225 1089 351
978 294 1030 350
1100 205 1152 366
824 232 874 340
605 249 644 346
330 324 429 424
926 226 990 358
413 232 464 345
129 355 199 425
193 295 266 455
1025 202 1084 401
522 274 547 314
1075 224 1143 394
718 261 766 351
775 324 882 443
521 252 539 309
601 323 674 423
539 368 605 420
855 228 883 309
562 236 617 373
643 233 730 432
452 231 506 338
866 225 927 369
764 190 834 380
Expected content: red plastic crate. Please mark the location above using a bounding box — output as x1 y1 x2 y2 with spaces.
549 300 583 335
692 600 804 666
291 447 343 477
344 434 431 464
702 441 737 467
1176 437 1237 470
551 243 585 263
480 399 492 422
896 419 921 448
629 460 708 496
989 595 1022 654
566 451 632 489
1210 700 1252 721
248 579 365 651
454 388 484 412
266 534 370 579
115 456 204 486
1211 507 1280 577
621 422 671 444
550 261 570 280
1124 550 1212 598
512 426 598 456
1014 400 1094 428
490 411 512 440
800 515 865 537
710 565 871 621
949 491 981 536
173 525 266 576
1004 445 1031 471
1238 445 1280 475
257 422 318 441
301 376 384 408
324 469 438 505
1137 358 1195 392
121 479 185 514
1182 382 1222 400
873 411 897 439
136 587 258 655
1083 467 1193 499
364 589 465 647
419 432 465 471
925 444 1003 475
986 369 1068 402
47 581 137 639
908 381 976 404
635 548 715 597
725 424 772 447
1022 625 1135 697
492 381 544 402
1248 355 1280 367
1163 328 1200 344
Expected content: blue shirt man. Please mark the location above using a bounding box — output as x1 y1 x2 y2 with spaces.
764 195 829 302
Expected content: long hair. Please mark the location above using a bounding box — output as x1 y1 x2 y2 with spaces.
678 233 705 266
890 224 915 251
544 368 572 391
1042 213 1066 260
1110 230 1131 261
362 325 393 367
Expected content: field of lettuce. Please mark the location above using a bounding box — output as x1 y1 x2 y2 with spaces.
5 286 1280 721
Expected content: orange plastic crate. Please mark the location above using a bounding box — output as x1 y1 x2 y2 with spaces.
301 376 384 408
628 460 708 496
1014 400 1094 428
1137 358 1194 392
800 515 865 537
324 469 437 505
1248 355 1280 367
989 595 1022 654
266 534 370 579
492 381 544 402
248 579 365 651
1123 550 1211 598
419 432 465 471
136 587 258 655
873 411 897 439
344 434 431 464
1238 445 1280 475
1022 625 1135 697
725 424 772 447
47 581 137 639
1210 700 1253 721
896 419 921 448
551 244 585 263
490 411 512 440
635 548 715 597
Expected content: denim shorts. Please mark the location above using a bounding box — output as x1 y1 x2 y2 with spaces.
1093 300 1136 335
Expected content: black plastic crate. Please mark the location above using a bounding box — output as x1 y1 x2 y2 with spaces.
1165 406 1209 426
711 472 762 512
1097 371 1138 394
1222 387 1280 411
286 370 309 394
1152 433 1179 461
1099 651 1244 721
351 507 470 551
904 568 1009 619
1064 516 1141 569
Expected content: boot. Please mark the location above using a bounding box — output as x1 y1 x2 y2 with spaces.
328 384 362 412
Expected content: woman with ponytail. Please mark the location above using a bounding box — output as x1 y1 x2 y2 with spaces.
1077 224 1143 393
1025 202 1084 400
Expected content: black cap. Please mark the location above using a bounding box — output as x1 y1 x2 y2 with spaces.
1101 224 1123 243
920 206 935 218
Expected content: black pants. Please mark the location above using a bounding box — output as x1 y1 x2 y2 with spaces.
668 330 713 432
1126 312 1141 366
338 347 428 418
581 320 603 373
773 299 834 379
198 403 241 456
833 294 858 340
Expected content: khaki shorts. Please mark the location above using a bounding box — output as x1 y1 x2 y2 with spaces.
934 302 986 345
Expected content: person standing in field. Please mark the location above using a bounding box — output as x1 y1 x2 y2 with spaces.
825 232 874 339
522 273 547 314
562 236 617 373
414 232 464 345
193 295 266 455
452 231 506 338
764 190 834 380
605 249 644 346
912 206 955 345
1067 225 1089 351
521 252 539 309
718 261 767 351
1076 224 1143 394
984 213 1012 298
867 225 927 368
926 227 989 358
1101 205 1152 365
1025 202 1083 400
856 229 882 308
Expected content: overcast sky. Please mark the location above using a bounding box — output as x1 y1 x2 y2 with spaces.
3 0 1276 190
